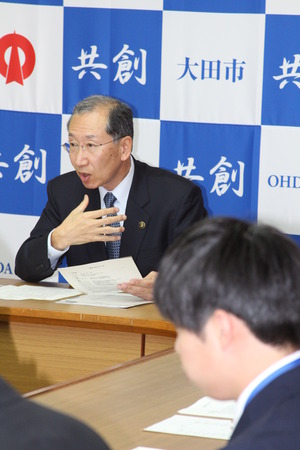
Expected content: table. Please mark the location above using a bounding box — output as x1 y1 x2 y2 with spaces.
0 278 176 393
28 350 227 450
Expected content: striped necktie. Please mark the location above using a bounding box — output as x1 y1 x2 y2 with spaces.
104 192 121 259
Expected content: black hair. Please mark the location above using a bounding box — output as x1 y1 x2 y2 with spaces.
154 217 300 347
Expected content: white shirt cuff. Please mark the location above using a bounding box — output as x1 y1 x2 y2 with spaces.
47 230 69 270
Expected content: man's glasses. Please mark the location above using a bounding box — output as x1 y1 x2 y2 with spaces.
62 137 123 155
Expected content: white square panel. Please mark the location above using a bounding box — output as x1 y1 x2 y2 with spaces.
258 125 300 234
0 3 63 114
160 11 265 125
266 0 300 15
0 213 38 280
63 0 163 9
132 118 160 167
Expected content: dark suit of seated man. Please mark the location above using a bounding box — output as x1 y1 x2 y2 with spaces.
0 376 109 449
154 217 300 450
15 95 207 301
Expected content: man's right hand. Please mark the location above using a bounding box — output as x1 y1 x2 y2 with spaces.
51 194 126 250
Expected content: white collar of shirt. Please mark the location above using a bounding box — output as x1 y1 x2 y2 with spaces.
232 349 300 431
99 156 134 217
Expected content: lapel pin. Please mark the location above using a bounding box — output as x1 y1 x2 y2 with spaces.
138 221 146 229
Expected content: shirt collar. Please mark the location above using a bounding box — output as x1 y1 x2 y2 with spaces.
99 156 134 215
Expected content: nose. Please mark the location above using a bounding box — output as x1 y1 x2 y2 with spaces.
72 146 89 166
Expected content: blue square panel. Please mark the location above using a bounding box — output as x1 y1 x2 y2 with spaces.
262 14 300 126
160 121 261 220
163 0 265 13
63 8 162 119
0 110 61 216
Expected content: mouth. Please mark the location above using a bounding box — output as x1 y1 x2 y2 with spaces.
77 172 91 183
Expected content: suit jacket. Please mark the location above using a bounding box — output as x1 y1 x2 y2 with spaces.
15 158 207 282
221 365 300 450
0 377 109 449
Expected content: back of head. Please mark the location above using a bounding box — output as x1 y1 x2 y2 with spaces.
154 217 300 347
68 94 134 139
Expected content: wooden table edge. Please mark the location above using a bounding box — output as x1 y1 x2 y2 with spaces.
25 348 175 399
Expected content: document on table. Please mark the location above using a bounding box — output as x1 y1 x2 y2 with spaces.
179 396 236 419
131 447 166 450
0 284 82 301
144 396 236 441
57 292 151 308
0 258 151 308
58 257 141 294
57 257 152 308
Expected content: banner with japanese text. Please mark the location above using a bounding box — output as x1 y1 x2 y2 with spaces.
0 0 300 280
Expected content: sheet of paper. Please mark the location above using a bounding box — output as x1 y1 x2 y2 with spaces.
59 257 142 294
178 396 236 419
145 414 232 440
131 447 165 450
0 285 82 301
57 293 151 308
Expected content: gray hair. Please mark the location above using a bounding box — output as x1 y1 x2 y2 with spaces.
67 95 134 139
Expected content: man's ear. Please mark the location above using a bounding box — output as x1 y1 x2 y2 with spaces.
120 136 132 161
211 309 235 350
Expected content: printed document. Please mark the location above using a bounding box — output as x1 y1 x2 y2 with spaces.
58 257 141 294
0 257 151 308
57 257 151 308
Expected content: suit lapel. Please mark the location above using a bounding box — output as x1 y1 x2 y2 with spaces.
84 187 107 260
120 160 150 260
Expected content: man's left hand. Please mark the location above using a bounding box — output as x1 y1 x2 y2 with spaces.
118 271 157 301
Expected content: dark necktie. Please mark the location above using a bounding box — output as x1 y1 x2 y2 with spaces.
104 192 121 259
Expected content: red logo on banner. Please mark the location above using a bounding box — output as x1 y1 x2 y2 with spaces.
0 32 35 85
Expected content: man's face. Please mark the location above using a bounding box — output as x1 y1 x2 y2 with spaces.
175 323 225 398
68 109 126 191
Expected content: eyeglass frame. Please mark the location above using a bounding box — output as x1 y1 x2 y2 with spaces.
61 136 124 154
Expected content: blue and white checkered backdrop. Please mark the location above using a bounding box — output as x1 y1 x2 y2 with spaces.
1 0 300 280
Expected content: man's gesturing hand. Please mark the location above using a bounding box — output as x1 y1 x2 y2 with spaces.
51 194 126 250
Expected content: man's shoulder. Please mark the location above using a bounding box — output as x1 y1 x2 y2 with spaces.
134 159 200 189
228 370 300 450
0 377 109 449
135 159 180 178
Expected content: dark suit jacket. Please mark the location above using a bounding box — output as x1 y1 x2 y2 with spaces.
0 377 109 449
221 365 300 450
15 159 207 282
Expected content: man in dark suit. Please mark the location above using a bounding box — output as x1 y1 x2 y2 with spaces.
154 217 300 449
0 376 109 449
15 95 206 300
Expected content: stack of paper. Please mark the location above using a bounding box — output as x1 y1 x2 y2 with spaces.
145 396 236 441
0 257 152 308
